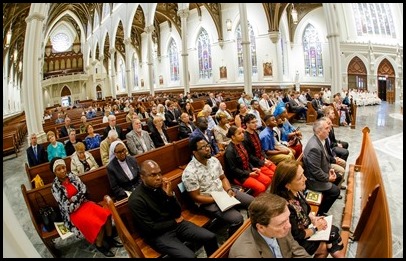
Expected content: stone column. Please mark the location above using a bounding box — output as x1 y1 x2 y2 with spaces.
324 3 341 95
124 38 133 97
109 48 117 98
22 3 48 143
177 8 190 94
238 3 252 96
144 25 155 96
91 59 98 99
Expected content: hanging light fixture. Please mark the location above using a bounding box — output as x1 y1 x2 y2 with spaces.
226 19 232 32
291 4 298 25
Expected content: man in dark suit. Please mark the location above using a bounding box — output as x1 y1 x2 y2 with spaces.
164 101 181 127
311 93 325 119
106 140 141 201
26 133 48 167
59 116 75 138
103 114 124 140
303 117 342 216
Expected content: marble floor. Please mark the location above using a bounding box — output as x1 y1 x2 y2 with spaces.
3 101 403 258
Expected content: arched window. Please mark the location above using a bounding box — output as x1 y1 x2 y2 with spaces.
352 3 396 38
168 38 180 82
302 24 323 77
280 29 288 76
118 58 126 91
197 28 212 79
236 21 257 77
132 55 139 90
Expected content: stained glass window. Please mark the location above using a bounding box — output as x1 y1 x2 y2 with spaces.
236 21 257 77
168 38 180 82
302 24 323 77
352 3 396 38
132 55 139 89
51 32 72 53
197 28 212 79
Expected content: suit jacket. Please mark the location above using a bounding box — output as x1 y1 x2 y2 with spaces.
126 130 155 155
107 156 141 201
303 135 332 191
206 97 218 108
311 98 323 111
150 126 171 148
164 109 180 127
26 144 48 167
229 226 311 258
178 121 196 139
103 125 123 140
60 125 75 138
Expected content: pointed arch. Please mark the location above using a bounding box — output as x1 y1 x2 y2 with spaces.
347 56 367 90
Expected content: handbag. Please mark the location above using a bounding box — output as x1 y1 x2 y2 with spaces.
35 192 61 232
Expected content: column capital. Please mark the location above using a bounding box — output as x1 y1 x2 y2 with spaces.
144 25 155 34
269 31 280 44
99 54 104 61
109 48 116 54
25 12 46 23
91 60 98 66
177 9 189 19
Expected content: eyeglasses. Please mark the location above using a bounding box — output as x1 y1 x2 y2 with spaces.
198 144 211 150
115 148 127 154
145 172 162 178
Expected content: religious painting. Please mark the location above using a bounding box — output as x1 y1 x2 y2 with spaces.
220 66 227 79
159 75 164 85
263 62 273 77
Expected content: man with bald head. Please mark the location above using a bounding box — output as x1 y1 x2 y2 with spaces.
128 160 218 258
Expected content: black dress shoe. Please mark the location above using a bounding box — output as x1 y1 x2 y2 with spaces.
96 246 115 257
337 195 343 199
107 237 123 248
340 185 347 190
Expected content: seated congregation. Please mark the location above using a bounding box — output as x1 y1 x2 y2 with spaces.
22 89 364 258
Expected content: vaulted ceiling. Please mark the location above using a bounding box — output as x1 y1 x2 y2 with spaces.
3 3 322 81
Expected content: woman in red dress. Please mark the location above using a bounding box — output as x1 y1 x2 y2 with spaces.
50 157 122 257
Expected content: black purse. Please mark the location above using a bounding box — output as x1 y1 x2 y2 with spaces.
35 192 61 232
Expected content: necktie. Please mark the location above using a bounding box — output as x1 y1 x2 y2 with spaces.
33 146 38 160
269 238 283 258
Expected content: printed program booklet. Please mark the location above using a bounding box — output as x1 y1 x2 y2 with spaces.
54 222 74 240
307 215 333 241
305 190 322 205
210 190 241 212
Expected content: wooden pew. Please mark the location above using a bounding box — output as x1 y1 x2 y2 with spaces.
306 101 317 124
3 134 19 157
340 127 392 257
209 218 251 258
21 166 112 257
25 147 102 189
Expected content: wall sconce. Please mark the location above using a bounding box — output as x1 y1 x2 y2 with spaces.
226 19 232 32
291 4 298 25
5 28 12 48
